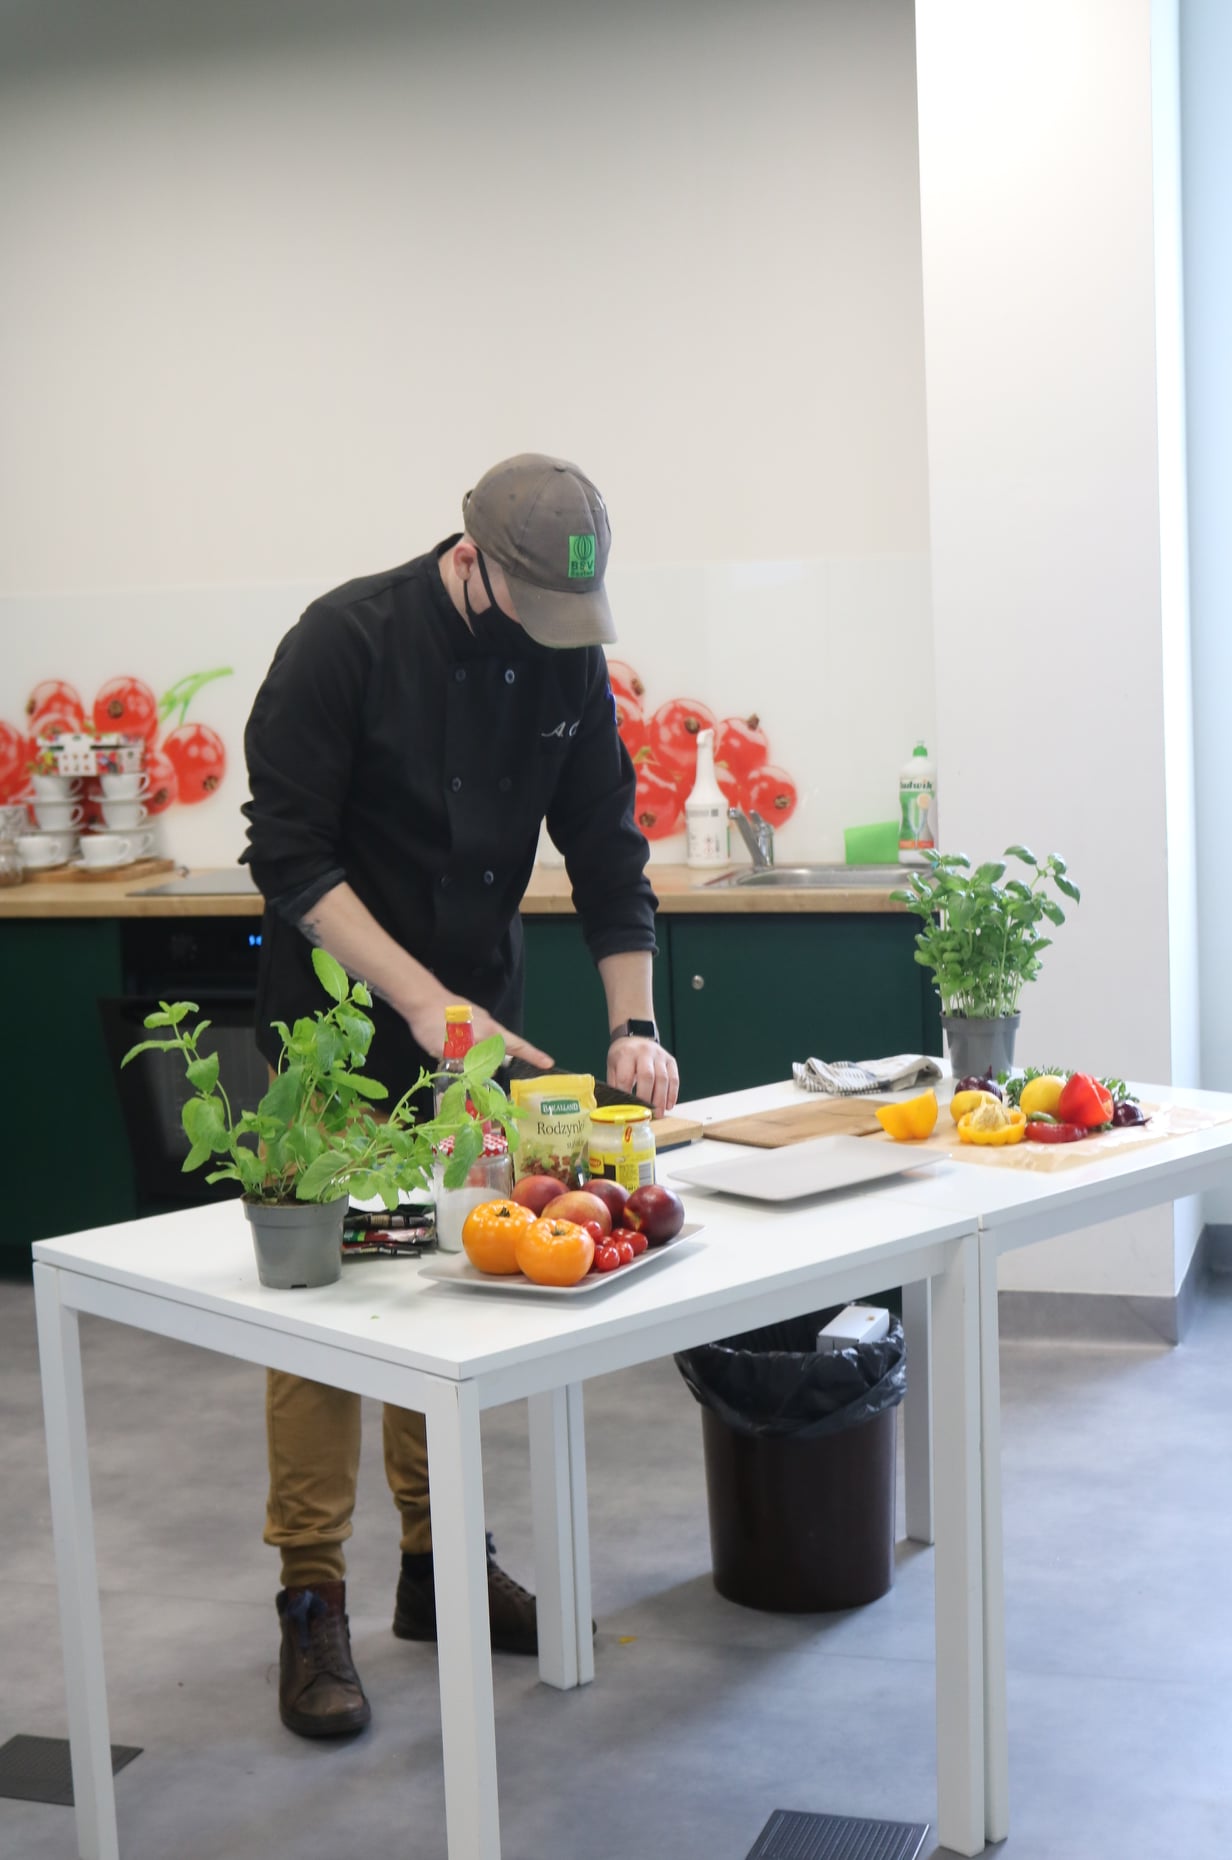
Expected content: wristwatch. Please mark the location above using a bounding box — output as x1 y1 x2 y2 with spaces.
609 1018 658 1044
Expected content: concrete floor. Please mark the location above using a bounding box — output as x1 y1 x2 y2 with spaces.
4 1273 1232 1860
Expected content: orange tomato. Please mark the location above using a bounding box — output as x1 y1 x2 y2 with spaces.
461 1199 535 1275
515 1217 595 1287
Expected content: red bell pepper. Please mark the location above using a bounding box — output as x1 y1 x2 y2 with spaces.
1055 1073 1114 1128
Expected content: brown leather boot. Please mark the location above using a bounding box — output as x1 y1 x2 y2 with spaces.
393 1536 538 1656
277 1581 372 1738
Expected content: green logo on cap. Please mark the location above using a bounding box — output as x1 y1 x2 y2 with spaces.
567 533 596 579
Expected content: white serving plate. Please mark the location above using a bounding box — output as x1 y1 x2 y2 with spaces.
419 1223 702 1297
668 1134 936 1202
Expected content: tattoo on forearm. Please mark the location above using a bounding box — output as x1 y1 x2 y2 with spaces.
298 914 323 948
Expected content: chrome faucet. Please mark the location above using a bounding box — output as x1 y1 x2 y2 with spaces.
729 806 774 869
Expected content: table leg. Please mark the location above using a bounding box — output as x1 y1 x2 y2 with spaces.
929 1232 985 1858
901 1277 935 1545
529 1385 594 1692
33 1264 119 1860
979 1241 1009 1843
426 1380 501 1860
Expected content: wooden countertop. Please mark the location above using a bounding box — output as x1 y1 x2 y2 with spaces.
0 864 907 920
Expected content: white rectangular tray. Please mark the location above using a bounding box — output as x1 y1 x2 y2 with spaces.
668 1134 935 1202
419 1223 701 1297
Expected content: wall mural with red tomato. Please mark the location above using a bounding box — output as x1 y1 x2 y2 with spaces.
609 659 798 841
0 669 233 816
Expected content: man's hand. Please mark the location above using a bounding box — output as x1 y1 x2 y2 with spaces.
608 1037 679 1118
404 992 554 1071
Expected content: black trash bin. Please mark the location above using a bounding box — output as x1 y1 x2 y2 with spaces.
675 1310 906 1612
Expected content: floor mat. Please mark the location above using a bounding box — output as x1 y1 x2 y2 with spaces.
0 1734 141 1805
746 1808 930 1860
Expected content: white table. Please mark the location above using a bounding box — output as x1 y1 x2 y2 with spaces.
33 1165 986 1860
675 1076 1232 1848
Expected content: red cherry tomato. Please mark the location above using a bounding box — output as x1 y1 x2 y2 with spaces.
0 721 34 802
613 1239 636 1266
26 680 86 736
605 660 645 713
143 745 179 814
611 1227 648 1257
634 759 686 841
650 698 718 777
715 715 769 787
162 723 226 802
93 677 159 741
745 763 798 823
593 1243 622 1273
581 1219 605 1245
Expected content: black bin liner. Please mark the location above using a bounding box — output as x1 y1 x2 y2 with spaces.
675 1309 907 1611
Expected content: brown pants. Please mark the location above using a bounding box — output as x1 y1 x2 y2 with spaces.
264 1373 433 1587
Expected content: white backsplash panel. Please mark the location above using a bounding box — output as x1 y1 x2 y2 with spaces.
0 553 933 870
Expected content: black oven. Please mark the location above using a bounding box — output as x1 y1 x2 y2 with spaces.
100 919 266 1212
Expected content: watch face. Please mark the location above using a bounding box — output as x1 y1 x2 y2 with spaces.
627 1019 657 1040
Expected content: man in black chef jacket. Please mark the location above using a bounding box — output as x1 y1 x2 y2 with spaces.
242 453 679 1740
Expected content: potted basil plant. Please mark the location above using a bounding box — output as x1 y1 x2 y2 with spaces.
891 845 1080 1079
122 946 517 1289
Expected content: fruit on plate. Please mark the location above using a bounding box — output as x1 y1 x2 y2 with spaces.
1018 1074 1067 1119
592 1242 622 1273
584 1178 629 1221
461 1199 536 1275
1055 1072 1114 1129
611 1226 648 1257
957 1101 1027 1146
876 1090 938 1142
542 1189 613 1236
515 1217 595 1287
950 1088 1001 1124
511 1174 570 1216
622 1183 685 1245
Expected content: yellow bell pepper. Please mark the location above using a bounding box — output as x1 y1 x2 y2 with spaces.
957 1103 1027 1146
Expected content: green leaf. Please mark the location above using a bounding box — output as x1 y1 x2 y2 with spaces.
1054 874 1081 903
311 946 348 1004
191 1020 213 1044
186 1053 219 1094
294 1152 345 1201
143 1009 173 1029
161 1000 198 1025
260 1065 304 1125
1041 899 1066 926
463 1034 505 1083
121 1037 181 1067
351 981 372 1008
973 862 1006 885
204 1165 242 1185
182 1095 227 1151
1004 844 1036 866
182 1142 212 1173
335 1071 388 1099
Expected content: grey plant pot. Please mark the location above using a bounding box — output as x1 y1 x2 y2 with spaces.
941 1012 1021 1083
244 1195 347 1289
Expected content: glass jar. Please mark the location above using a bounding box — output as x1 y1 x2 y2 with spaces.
432 1139 513 1254
588 1104 656 1192
0 840 24 888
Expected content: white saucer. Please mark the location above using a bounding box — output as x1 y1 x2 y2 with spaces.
70 856 134 873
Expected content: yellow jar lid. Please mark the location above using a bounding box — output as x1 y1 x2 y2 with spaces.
591 1104 652 1125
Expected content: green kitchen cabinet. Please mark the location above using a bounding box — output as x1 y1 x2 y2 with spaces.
2 919 137 1273
520 915 672 1080
668 913 941 1100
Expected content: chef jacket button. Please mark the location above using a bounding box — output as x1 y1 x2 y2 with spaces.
498 776 512 793
504 667 516 685
483 870 495 886
454 667 466 683
440 874 452 889
450 776 462 792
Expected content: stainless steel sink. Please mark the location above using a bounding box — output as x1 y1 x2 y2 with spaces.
705 864 909 890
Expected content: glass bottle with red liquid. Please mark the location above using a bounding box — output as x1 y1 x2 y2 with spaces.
433 1003 475 1118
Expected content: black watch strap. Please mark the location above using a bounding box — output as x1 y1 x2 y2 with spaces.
609 1018 658 1044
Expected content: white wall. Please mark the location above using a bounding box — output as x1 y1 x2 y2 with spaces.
0 0 934 869
916 0 1200 1299
1181 0 1232 1223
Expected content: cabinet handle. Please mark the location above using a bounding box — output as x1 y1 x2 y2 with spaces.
691 974 705 991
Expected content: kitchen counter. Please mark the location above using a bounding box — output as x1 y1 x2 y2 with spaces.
0 865 908 919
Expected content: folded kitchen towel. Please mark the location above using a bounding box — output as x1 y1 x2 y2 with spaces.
793 1054 945 1097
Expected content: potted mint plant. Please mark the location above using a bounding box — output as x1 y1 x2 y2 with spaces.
122 947 516 1288
891 846 1080 1079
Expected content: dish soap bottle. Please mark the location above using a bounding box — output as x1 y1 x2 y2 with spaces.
685 728 729 867
898 741 937 865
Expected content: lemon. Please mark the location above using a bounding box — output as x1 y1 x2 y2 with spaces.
1019 1074 1066 1119
876 1089 939 1142
950 1088 1000 1124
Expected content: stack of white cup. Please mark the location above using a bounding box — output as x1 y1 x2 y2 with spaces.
16 773 84 870
82 772 156 869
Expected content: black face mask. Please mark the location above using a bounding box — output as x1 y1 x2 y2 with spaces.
463 552 554 660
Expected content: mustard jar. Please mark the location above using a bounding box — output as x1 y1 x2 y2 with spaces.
588 1104 655 1191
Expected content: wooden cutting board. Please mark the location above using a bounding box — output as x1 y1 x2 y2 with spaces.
650 1113 705 1153
703 1096 890 1147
